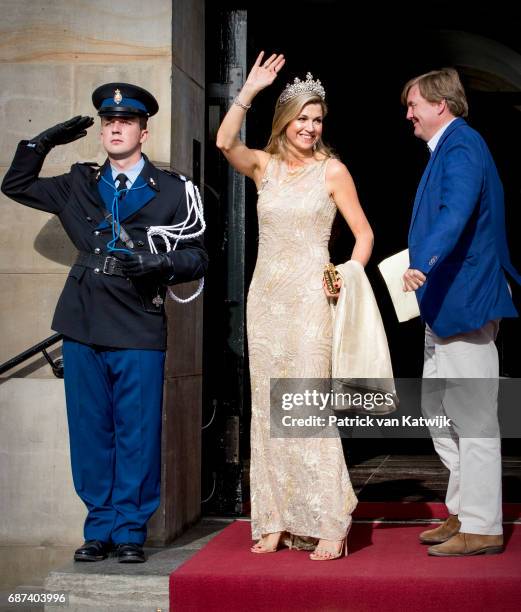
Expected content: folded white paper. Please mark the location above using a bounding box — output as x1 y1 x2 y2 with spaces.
378 249 420 322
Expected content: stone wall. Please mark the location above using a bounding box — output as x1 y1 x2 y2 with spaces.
0 376 85 588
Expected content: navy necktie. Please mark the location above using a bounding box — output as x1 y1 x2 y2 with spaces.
115 173 129 199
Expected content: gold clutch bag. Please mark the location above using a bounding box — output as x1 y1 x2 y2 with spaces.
323 263 339 295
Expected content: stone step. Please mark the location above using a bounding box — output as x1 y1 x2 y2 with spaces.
43 519 231 611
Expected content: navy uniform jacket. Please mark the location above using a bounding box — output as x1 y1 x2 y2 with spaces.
408 118 521 338
1 142 208 350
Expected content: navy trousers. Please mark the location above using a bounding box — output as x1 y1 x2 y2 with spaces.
62 338 165 544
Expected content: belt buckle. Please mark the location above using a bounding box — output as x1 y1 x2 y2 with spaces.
103 256 118 275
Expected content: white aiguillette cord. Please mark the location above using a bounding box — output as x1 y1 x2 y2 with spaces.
146 179 206 304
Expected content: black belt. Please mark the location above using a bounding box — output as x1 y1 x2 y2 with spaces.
75 252 127 277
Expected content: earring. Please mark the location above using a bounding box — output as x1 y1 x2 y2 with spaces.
312 140 318 152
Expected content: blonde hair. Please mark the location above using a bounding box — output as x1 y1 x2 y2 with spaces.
401 68 468 118
264 93 334 160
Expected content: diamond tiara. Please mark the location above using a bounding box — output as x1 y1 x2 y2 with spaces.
278 72 326 105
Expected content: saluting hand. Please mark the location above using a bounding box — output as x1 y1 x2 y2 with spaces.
243 51 286 94
31 115 95 154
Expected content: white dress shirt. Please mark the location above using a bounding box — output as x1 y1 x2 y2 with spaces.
427 117 457 154
110 156 145 189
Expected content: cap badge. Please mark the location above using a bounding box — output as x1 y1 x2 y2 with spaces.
113 89 123 104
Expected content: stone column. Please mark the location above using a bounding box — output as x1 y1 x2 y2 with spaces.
147 0 206 544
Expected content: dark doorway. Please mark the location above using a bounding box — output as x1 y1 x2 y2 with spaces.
202 1 521 514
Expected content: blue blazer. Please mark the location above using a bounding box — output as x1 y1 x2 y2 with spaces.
408 118 521 338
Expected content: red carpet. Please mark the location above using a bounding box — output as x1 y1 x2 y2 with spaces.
353 501 521 521
170 506 521 612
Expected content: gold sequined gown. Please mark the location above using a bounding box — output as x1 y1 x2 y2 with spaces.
247 157 357 541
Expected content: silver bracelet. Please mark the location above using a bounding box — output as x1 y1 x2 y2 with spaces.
233 96 252 110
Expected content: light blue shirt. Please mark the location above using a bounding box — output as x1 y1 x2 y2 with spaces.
110 156 145 189
427 118 457 154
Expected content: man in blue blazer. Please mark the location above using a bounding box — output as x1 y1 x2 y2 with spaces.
402 68 520 556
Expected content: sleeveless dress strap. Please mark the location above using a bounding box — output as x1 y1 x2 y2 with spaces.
320 157 333 179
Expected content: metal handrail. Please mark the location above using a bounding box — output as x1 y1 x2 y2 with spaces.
0 333 64 378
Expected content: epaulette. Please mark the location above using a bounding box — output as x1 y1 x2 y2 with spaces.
158 167 188 182
76 161 101 182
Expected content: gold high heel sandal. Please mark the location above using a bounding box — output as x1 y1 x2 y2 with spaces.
309 525 351 561
250 531 284 554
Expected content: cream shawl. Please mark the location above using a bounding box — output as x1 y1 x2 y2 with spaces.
330 260 397 413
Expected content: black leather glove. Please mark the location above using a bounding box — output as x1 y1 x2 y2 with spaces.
30 115 94 155
115 252 174 278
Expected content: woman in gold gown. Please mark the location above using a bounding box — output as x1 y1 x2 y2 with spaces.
216 52 373 560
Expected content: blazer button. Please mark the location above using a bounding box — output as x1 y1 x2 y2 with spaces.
137 240 145 247
94 267 100 274
94 248 101 254
86 216 92 222
94 230 100 236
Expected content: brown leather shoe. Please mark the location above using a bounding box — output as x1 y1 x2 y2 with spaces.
428 532 504 557
419 514 461 544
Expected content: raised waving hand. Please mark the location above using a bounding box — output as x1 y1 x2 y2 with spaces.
216 51 285 182
243 51 286 94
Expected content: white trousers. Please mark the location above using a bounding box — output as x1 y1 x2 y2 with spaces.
423 322 502 535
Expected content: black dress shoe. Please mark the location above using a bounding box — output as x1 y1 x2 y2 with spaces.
115 543 145 563
74 540 111 562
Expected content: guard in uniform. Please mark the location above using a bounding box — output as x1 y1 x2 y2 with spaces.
1 83 208 563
